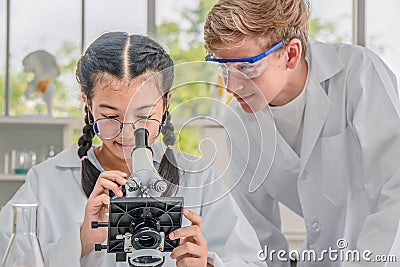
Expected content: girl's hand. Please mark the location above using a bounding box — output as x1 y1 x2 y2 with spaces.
80 170 127 256
170 209 212 267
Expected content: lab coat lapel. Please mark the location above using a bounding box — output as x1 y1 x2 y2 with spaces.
298 39 344 176
266 131 303 214
299 79 331 176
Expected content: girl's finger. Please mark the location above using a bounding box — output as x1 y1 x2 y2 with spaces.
169 225 205 246
171 242 202 259
91 176 126 198
87 193 110 211
176 257 203 267
182 209 202 228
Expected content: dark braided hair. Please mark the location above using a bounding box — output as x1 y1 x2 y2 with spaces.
77 106 100 197
75 32 178 197
160 110 179 196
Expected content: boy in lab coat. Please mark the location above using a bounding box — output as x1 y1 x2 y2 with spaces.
204 0 400 266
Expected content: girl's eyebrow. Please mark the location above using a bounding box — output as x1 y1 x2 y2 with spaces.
134 104 157 111
98 103 157 112
98 103 119 110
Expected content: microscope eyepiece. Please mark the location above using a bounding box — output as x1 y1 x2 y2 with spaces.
134 128 149 149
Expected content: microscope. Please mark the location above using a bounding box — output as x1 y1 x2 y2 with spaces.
92 128 184 267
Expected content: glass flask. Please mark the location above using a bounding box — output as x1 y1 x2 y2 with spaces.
1 204 45 267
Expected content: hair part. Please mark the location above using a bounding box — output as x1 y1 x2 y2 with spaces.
76 32 178 198
204 0 311 58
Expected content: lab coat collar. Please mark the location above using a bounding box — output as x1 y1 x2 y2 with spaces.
307 39 344 83
298 40 343 176
53 141 165 168
53 143 81 168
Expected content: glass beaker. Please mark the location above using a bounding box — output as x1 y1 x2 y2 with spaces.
11 150 30 175
1 204 46 267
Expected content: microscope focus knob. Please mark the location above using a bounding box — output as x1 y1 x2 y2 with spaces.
151 179 167 193
126 177 140 192
95 244 107 251
91 221 109 228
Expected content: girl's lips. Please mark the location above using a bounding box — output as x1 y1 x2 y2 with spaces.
116 142 135 149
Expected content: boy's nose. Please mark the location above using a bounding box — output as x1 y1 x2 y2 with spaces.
225 74 245 94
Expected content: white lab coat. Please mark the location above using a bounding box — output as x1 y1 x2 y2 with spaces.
223 39 400 267
0 141 266 267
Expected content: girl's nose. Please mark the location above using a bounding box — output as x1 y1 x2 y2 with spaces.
121 124 136 141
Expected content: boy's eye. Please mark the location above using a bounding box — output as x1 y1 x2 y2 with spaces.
239 64 252 69
235 64 254 73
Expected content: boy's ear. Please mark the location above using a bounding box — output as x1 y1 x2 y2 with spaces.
286 38 303 70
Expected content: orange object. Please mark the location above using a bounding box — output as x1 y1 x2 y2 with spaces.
36 78 51 94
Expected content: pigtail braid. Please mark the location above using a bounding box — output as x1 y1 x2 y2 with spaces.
159 110 180 196
78 106 101 197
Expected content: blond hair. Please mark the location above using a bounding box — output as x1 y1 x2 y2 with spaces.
204 0 311 58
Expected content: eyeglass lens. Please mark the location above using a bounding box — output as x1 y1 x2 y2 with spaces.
94 118 161 140
94 119 121 139
217 61 268 81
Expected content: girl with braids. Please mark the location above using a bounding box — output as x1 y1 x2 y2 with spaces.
0 32 264 267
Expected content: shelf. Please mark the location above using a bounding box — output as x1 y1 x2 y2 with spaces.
0 116 82 125
172 117 225 128
0 174 25 181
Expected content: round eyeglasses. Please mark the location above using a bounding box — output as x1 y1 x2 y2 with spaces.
93 118 163 140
